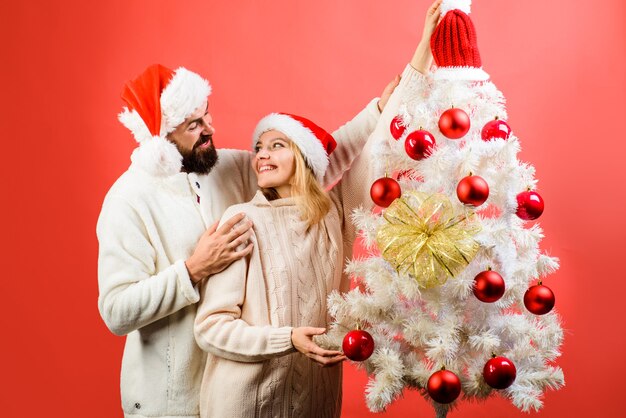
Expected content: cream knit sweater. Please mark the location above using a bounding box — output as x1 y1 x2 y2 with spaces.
194 65 421 418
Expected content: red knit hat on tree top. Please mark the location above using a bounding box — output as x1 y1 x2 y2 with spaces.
430 0 489 81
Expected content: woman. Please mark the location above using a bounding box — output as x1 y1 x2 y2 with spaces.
194 2 443 417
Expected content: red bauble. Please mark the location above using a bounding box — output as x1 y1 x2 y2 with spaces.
342 330 375 361
483 356 517 389
516 190 544 220
390 115 406 140
404 130 436 160
370 177 401 208
427 369 462 404
481 117 512 141
524 283 555 315
438 107 470 139
473 270 505 303
456 175 489 206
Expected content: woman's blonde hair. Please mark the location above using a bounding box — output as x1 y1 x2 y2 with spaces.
260 140 331 227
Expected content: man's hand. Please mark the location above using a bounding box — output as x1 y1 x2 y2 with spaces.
291 327 346 367
377 74 401 112
185 213 253 284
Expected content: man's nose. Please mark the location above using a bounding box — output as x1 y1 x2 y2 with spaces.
201 115 215 134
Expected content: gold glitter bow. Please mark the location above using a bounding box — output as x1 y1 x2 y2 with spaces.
376 191 480 288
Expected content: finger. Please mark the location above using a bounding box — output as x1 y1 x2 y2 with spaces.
206 220 219 235
231 242 253 259
228 230 253 249
304 341 342 358
301 327 326 336
225 219 253 242
217 213 247 234
321 355 347 367
431 0 442 12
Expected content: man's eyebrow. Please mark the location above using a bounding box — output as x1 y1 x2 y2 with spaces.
186 103 209 128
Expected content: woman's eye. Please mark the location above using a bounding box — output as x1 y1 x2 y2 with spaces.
273 142 284 149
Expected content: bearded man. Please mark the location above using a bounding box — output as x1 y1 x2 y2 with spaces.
96 64 395 418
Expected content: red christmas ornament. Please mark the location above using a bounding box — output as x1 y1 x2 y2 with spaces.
481 117 511 141
342 329 375 361
405 129 436 160
473 269 505 303
390 115 406 140
438 107 470 139
456 174 489 206
516 190 544 220
524 282 555 315
370 177 401 208
427 369 462 404
483 356 517 389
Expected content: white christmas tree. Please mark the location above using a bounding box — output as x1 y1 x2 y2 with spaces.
322 1 564 417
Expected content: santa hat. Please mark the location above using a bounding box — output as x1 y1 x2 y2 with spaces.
252 113 336 182
430 0 489 81
118 64 212 176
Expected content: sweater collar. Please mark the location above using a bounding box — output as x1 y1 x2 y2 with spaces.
251 190 297 207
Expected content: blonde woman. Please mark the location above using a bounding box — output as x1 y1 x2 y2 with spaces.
194 3 443 417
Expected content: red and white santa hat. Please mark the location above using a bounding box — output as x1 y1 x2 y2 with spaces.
430 0 489 81
118 64 211 176
252 113 337 182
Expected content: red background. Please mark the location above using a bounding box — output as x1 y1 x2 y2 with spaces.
1 0 624 416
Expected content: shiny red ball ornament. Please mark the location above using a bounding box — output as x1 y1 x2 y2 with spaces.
342 330 375 361
524 282 555 315
404 129 436 160
456 174 489 206
370 177 401 208
473 269 505 303
483 356 517 389
427 369 462 404
516 190 544 220
481 117 512 141
438 107 470 139
390 115 406 140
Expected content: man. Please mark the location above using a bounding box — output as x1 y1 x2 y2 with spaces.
96 63 396 418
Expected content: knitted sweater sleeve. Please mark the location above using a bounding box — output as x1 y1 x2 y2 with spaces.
97 196 199 336
194 207 295 362
214 149 258 202
322 98 381 188
330 65 425 290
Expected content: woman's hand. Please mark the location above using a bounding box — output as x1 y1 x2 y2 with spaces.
410 0 443 74
377 74 401 112
291 327 346 367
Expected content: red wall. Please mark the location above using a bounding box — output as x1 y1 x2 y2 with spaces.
1 0 623 416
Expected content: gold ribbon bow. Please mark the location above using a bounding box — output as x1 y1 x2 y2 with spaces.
376 191 480 288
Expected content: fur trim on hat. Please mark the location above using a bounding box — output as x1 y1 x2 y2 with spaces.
253 113 329 182
130 135 183 177
160 67 211 137
432 66 490 81
441 0 472 16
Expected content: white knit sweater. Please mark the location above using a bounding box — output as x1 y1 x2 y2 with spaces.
194 65 421 418
97 100 381 418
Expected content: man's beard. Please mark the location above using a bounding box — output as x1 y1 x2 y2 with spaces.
179 134 219 174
